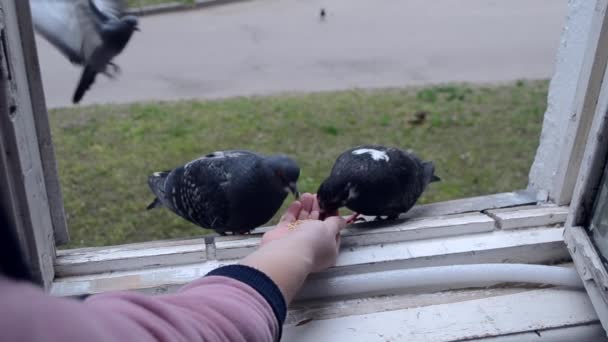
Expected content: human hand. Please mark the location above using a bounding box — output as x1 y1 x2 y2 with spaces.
261 193 346 273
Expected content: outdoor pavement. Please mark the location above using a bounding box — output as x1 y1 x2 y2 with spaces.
35 0 569 108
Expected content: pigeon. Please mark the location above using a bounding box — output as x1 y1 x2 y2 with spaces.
147 150 300 235
317 145 440 222
320 8 326 20
30 0 139 104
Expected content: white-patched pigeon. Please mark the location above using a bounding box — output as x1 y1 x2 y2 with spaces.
147 150 300 235
317 145 440 222
30 0 139 103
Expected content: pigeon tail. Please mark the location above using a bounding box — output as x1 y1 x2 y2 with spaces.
146 197 163 210
147 171 170 210
73 65 98 104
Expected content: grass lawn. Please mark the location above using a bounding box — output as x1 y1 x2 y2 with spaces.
50 80 548 248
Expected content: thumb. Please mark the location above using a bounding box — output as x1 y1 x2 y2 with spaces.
323 216 347 235
279 201 302 223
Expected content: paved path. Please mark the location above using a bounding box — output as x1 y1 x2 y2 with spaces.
35 0 568 108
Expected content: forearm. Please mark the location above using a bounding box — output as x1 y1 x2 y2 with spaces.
88 274 281 342
0 274 281 342
240 241 314 303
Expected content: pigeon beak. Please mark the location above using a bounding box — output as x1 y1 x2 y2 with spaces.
288 182 300 199
135 26 141 31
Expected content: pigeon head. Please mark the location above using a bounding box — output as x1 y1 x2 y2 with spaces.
317 179 352 214
103 15 139 45
422 161 441 186
265 155 300 198
121 15 140 32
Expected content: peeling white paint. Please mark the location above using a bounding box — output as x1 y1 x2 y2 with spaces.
528 0 595 193
283 289 599 342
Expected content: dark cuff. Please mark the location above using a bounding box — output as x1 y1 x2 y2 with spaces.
206 264 287 339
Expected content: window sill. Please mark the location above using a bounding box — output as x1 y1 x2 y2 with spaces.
283 287 603 341
49 192 600 340
52 191 567 296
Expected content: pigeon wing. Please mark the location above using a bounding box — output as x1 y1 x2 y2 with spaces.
30 0 87 64
90 0 127 20
77 2 105 62
30 0 104 63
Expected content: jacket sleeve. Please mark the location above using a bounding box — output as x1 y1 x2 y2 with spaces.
0 265 285 342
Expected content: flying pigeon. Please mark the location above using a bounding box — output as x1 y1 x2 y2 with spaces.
317 145 440 222
30 0 139 104
147 150 300 235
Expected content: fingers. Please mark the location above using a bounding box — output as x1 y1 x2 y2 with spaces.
300 193 314 211
310 195 320 220
346 212 360 225
298 193 315 220
281 193 327 222
323 216 347 236
280 200 302 223
335 233 342 252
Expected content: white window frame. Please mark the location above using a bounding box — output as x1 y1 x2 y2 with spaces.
1 0 605 328
561 0 608 331
0 0 68 290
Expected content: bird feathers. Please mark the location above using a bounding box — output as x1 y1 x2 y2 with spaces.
318 145 439 219
91 0 127 21
30 0 136 103
146 198 163 210
73 65 98 103
30 0 90 63
351 148 390 162
422 161 441 183
147 151 300 234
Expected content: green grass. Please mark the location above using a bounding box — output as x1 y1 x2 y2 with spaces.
50 80 548 248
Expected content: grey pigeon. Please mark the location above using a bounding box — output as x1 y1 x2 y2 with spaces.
317 145 440 221
147 150 300 235
30 0 139 103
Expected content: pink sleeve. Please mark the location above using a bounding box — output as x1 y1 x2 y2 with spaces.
0 275 279 342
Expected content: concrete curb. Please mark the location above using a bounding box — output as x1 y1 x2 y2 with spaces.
126 0 249 16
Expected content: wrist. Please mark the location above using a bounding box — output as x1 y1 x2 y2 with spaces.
240 240 315 303
258 240 316 274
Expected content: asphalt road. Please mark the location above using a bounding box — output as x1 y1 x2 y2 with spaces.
35 0 569 108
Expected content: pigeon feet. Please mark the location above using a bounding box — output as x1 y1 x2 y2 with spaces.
347 213 366 224
373 215 399 221
110 63 121 75
103 63 121 78
219 231 250 236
